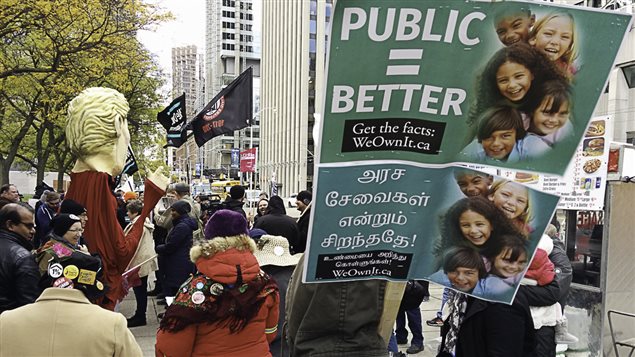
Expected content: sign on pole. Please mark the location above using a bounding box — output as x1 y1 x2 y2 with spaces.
305 0 632 304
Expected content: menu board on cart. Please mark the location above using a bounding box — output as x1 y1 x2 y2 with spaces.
500 116 612 211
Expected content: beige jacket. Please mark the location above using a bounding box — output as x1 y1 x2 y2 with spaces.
0 288 142 357
124 216 158 278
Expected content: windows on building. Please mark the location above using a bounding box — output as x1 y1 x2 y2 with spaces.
621 63 635 88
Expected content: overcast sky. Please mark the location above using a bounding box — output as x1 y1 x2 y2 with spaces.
137 0 263 104
137 0 206 99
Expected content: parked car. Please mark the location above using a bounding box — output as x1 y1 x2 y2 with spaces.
287 194 297 208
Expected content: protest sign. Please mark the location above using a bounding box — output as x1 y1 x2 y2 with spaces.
240 147 257 173
305 164 559 303
318 0 631 175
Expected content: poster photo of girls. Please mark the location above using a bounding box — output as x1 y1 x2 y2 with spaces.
427 167 549 303
461 3 580 167
455 0 627 176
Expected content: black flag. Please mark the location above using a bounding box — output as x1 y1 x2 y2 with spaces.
113 145 139 188
157 93 187 148
192 67 253 147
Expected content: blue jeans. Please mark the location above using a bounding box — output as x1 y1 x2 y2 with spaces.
396 308 424 347
388 330 398 352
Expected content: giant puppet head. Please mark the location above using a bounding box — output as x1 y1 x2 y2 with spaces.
66 87 130 177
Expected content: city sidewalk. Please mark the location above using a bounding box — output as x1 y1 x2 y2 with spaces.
120 282 586 357
119 279 445 357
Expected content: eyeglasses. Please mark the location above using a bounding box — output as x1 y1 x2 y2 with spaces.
19 221 35 229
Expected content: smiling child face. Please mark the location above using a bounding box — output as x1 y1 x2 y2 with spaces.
488 182 529 220
459 210 493 246
481 129 517 160
495 13 535 46
496 61 533 103
529 16 573 62
531 96 570 136
456 174 492 197
448 267 480 292
492 248 528 278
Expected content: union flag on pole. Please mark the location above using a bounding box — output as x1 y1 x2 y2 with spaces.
191 67 253 147
157 93 187 148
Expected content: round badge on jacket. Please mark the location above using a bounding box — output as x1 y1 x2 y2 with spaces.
48 263 64 278
191 291 205 304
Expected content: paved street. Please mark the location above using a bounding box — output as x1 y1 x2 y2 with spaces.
120 277 445 357
121 278 590 357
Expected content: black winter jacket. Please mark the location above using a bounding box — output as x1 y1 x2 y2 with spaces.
253 214 299 252
0 230 40 314
438 280 560 357
294 205 311 254
155 215 196 289
223 197 246 218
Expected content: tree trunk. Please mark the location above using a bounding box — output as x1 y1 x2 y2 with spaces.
0 159 9 185
56 170 65 191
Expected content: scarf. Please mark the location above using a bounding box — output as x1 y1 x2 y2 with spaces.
159 271 278 333
440 292 468 356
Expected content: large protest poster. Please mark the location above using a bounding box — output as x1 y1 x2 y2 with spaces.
318 1 630 175
304 1 631 304
305 164 559 303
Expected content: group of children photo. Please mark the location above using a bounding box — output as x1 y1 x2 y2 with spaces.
461 4 578 164
427 167 578 347
428 168 535 302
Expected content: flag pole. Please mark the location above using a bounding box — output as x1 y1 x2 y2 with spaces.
123 254 158 276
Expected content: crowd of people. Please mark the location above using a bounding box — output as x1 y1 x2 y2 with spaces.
0 173 577 357
0 179 318 356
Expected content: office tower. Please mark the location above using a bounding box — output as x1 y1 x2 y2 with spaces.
260 0 332 197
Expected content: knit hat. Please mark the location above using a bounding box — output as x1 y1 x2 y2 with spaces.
59 199 87 216
296 190 312 204
253 234 301 267
248 228 267 240
40 248 106 300
170 200 191 215
52 213 82 237
229 185 245 199
204 209 248 239
123 191 138 202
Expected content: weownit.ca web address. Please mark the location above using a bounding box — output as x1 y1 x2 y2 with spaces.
331 267 392 278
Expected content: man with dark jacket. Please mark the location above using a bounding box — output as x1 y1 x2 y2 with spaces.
223 185 247 218
253 196 299 252
0 184 19 209
0 203 40 314
294 190 312 253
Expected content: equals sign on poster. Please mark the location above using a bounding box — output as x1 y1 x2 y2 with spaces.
386 49 423 76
